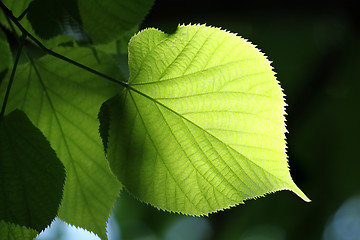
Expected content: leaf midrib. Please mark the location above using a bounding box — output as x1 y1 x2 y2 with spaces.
128 91 201 211
28 56 103 233
130 57 264 86
154 100 250 205
125 84 291 188
126 29 288 183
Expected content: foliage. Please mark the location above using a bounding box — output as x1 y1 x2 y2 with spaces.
0 0 309 239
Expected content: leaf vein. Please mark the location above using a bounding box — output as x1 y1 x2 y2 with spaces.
130 58 262 86
128 91 200 210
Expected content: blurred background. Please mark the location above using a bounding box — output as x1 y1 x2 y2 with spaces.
36 0 360 239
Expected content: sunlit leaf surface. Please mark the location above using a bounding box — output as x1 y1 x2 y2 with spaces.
105 24 309 215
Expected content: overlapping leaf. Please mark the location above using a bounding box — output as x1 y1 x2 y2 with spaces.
0 47 123 239
22 0 154 44
0 220 37 240
0 0 77 50
105 24 310 215
78 0 154 44
27 0 86 41
0 29 11 86
0 0 33 35
0 110 65 232
0 29 11 75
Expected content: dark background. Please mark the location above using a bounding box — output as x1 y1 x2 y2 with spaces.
110 1 360 239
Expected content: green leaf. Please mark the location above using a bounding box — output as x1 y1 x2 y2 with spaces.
0 0 79 49
0 29 12 73
0 110 65 232
98 99 111 154
0 29 11 85
77 0 154 44
0 47 123 239
0 220 38 240
26 0 88 41
95 25 139 55
105 24 310 215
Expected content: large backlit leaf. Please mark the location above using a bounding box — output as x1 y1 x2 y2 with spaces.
105 24 310 215
78 0 154 44
0 110 65 232
0 47 122 239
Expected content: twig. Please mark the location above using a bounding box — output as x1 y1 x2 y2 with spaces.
16 5 30 20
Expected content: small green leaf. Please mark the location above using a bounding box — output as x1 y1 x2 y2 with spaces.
0 220 38 240
98 99 111 154
0 110 65 232
0 47 123 239
105 24 310 215
78 0 154 44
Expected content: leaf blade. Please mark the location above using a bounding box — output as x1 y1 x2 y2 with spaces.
0 110 65 232
0 220 38 240
0 28 12 75
78 0 155 44
106 24 309 215
26 0 87 41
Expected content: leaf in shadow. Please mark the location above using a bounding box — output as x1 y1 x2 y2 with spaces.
0 109 65 232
